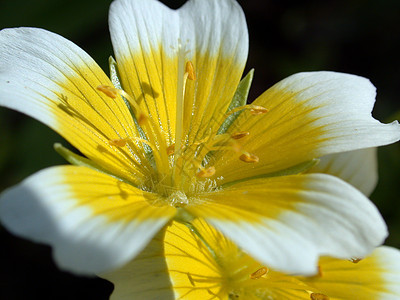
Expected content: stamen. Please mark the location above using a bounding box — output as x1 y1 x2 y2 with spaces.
97 84 147 127
350 257 362 263
167 144 175 156
231 131 250 140
97 85 118 99
98 83 171 176
109 138 127 147
239 152 259 163
196 166 216 178
185 61 196 80
250 267 268 279
226 104 269 116
310 293 329 300
108 136 167 172
250 105 269 115
137 113 147 125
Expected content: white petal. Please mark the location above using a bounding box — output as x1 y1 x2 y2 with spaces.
309 147 378 196
303 246 400 299
376 246 400 297
108 0 248 144
109 0 247 60
0 166 175 275
188 173 388 275
215 72 400 184
0 27 147 185
259 72 400 152
100 229 175 300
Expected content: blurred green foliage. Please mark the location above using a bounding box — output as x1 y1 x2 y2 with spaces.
1 0 400 299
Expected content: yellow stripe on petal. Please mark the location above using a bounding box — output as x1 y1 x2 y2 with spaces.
301 246 400 299
62 166 175 222
183 53 245 147
114 47 178 144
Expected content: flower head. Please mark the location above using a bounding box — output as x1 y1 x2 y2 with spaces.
1 0 400 276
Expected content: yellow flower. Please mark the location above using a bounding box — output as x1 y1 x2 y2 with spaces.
102 218 400 299
0 0 399 276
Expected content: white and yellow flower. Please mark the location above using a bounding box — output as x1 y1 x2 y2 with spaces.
0 0 399 277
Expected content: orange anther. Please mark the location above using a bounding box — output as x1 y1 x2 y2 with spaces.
231 131 250 140
250 267 268 279
239 153 259 163
97 85 118 99
310 293 329 300
196 166 216 178
137 113 147 125
250 105 268 115
167 144 175 156
185 61 196 80
109 138 127 147
350 257 362 263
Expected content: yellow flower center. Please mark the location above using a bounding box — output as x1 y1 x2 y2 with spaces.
96 54 268 207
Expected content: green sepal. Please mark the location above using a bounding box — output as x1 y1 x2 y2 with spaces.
54 143 137 186
109 56 130 110
54 143 108 173
109 56 123 90
221 158 320 188
217 69 254 135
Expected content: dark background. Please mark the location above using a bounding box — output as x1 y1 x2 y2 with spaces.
1 0 400 299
